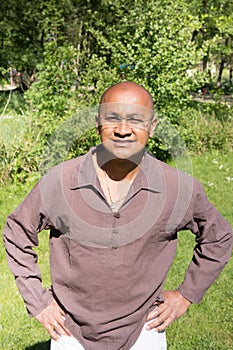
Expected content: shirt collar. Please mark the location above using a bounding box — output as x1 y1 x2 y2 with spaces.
70 147 99 190
70 146 163 193
131 151 163 193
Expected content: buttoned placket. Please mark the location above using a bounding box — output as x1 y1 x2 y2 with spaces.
89 176 124 249
108 177 148 249
104 169 152 249
111 211 121 249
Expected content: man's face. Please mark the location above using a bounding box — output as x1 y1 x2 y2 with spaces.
97 86 156 160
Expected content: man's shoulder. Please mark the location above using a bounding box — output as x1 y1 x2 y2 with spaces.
47 152 88 175
146 151 190 175
145 151 197 188
40 152 90 188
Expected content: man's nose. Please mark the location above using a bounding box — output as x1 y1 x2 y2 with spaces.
114 120 132 136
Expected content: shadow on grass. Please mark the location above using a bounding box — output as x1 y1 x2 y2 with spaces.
25 340 50 350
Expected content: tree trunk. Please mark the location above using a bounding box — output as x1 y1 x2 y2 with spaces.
10 66 14 86
217 59 225 87
203 56 208 72
75 20 83 79
230 47 233 85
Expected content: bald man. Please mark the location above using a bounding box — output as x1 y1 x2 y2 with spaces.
3 82 232 350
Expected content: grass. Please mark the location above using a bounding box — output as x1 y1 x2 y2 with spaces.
0 151 232 350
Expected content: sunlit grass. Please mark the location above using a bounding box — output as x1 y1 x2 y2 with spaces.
165 151 233 349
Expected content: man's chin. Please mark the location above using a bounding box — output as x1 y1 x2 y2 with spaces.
112 149 133 159
101 145 145 162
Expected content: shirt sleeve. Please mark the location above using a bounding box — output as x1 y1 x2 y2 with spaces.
178 180 233 304
3 181 54 317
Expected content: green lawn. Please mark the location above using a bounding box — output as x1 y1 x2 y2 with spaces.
0 152 232 350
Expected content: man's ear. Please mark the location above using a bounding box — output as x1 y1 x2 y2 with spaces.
95 114 100 134
149 116 157 138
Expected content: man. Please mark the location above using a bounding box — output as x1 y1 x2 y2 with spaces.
3 82 232 350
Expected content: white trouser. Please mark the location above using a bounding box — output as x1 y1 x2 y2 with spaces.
51 325 166 350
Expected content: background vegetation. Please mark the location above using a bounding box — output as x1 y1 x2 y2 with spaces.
0 0 232 349
0 0 233 183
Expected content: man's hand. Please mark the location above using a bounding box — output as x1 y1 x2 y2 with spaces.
146 290 191 332
35 299 73 341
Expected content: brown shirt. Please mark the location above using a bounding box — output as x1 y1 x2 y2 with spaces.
3 147 232 350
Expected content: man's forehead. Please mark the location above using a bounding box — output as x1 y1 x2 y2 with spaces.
101 84 153 108
99 102 153 115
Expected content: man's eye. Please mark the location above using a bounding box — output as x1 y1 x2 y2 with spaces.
127 117 143 124
105 115 120 122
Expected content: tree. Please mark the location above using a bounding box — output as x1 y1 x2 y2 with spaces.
75 0 203 119
0 0 44 74
187 0 233 86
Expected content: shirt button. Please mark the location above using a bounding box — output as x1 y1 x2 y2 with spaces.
112 241 118 249
113 212 120 218
113 229 119 234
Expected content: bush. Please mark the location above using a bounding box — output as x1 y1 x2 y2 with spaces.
180 102 233 153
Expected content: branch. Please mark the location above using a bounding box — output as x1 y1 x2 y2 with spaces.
0 90 12 118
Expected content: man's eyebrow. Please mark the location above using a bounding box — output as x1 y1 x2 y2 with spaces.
127 113 144 118
103 111 120 116
102 112 148 120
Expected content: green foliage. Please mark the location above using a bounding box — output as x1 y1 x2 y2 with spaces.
26 43 78 116
187 0 233 86
0 0 42 71
180 102 233 153
24 0 206 118
77 0 204 118
0 0 74 73
0 0 233 184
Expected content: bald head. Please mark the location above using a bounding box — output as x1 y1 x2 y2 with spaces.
96 81 157 161
100 81 154 111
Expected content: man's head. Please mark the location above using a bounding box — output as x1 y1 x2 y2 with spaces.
100 81 154 110
97 81 157 160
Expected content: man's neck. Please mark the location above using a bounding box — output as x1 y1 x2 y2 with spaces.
103 159 139 181
95 146 145 181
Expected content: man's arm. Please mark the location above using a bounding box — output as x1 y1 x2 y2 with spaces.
3 182 53 314
147 180 232 332
3 180 72 339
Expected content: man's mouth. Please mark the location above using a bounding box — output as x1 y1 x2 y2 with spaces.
112 140 134 146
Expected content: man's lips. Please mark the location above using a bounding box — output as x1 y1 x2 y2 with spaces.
111 139 135 146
